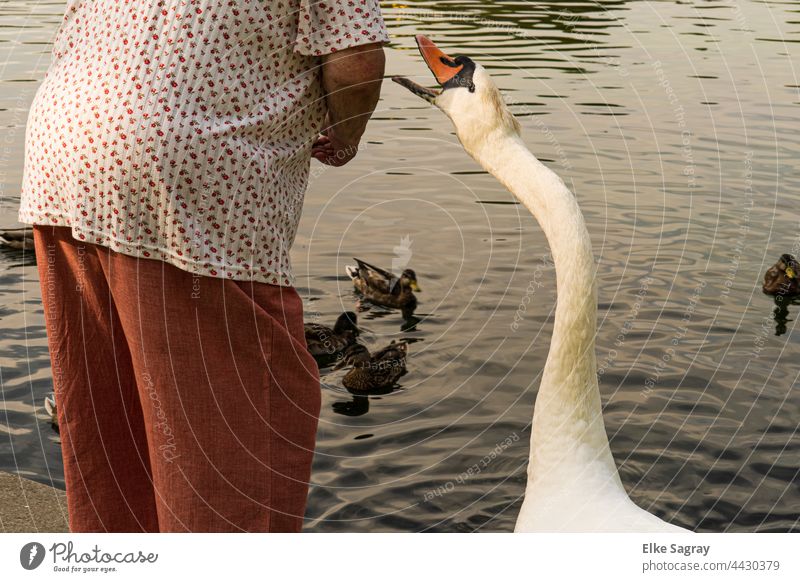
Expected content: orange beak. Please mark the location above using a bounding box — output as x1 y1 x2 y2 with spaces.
392 35 466 103
415 35 463 86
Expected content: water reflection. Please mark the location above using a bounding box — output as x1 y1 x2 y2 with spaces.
1 0 799 532
771 295 799 337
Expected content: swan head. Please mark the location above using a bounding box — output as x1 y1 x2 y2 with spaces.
393 35 520 155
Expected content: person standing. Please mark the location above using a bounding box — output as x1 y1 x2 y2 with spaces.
20 1 387 532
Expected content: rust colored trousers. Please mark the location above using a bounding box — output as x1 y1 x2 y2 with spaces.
34 226 320 532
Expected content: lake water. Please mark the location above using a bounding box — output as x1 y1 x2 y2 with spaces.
1 0 799 532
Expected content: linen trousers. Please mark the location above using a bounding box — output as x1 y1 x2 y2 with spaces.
33 225 320 532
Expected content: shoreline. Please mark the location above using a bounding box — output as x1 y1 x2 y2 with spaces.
0 471 68 532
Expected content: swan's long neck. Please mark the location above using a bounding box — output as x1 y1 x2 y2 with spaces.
470 132 620 490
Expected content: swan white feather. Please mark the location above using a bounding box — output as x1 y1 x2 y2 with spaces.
395 36 689 532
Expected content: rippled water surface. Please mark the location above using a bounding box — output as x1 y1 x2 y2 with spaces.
1 1 799 532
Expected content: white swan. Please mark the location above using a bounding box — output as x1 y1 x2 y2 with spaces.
394 36 689 532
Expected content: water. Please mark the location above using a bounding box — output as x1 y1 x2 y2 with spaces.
1 0 799 532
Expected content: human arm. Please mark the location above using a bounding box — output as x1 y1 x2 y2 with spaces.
311 43 386 167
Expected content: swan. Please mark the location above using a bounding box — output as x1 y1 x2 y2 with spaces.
393 35 689 532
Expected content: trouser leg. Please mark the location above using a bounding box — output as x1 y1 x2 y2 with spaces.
244 281 321 532
99 250 320 532
33 225 158 532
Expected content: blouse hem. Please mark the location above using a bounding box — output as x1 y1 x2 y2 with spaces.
17 210 295 288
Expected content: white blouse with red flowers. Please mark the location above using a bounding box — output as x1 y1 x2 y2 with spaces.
20 0 388 286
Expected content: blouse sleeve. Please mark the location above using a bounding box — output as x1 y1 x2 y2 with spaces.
294 0 389 56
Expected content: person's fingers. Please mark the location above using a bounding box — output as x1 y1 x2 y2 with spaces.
312 142 334 151
311 136 358 166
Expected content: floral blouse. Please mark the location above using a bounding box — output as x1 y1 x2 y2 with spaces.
20 0 388 286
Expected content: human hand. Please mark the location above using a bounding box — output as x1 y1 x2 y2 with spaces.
311 124 361 167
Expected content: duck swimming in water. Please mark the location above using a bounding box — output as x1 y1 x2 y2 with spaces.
304 312 360 367
763 253 800 296
345 258 420 315
334 341 408 392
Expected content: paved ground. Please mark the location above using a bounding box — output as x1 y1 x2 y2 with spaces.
0 471 68 532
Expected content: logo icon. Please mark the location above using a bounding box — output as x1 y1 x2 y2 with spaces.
20 542 46 570
391 235 413 278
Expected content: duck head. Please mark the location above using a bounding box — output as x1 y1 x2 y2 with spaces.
763 253 800 296
399 268 421 292
393 35 520 156
333 311 360 336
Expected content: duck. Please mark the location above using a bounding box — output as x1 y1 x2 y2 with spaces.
762 253 800 296
334 341 408 392
394 35 689 532
0 227 34 250
345 258 420 315
304 311 360 367
44 393 59 432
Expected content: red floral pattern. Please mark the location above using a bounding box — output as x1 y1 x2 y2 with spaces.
20 0 388 286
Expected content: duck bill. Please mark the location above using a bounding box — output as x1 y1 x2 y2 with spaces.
410 281 422 292
392 35 462 102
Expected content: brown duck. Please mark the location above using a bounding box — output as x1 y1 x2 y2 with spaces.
763 254 800 296
335 341 408 392
345 258 420 314
304 311 360 367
